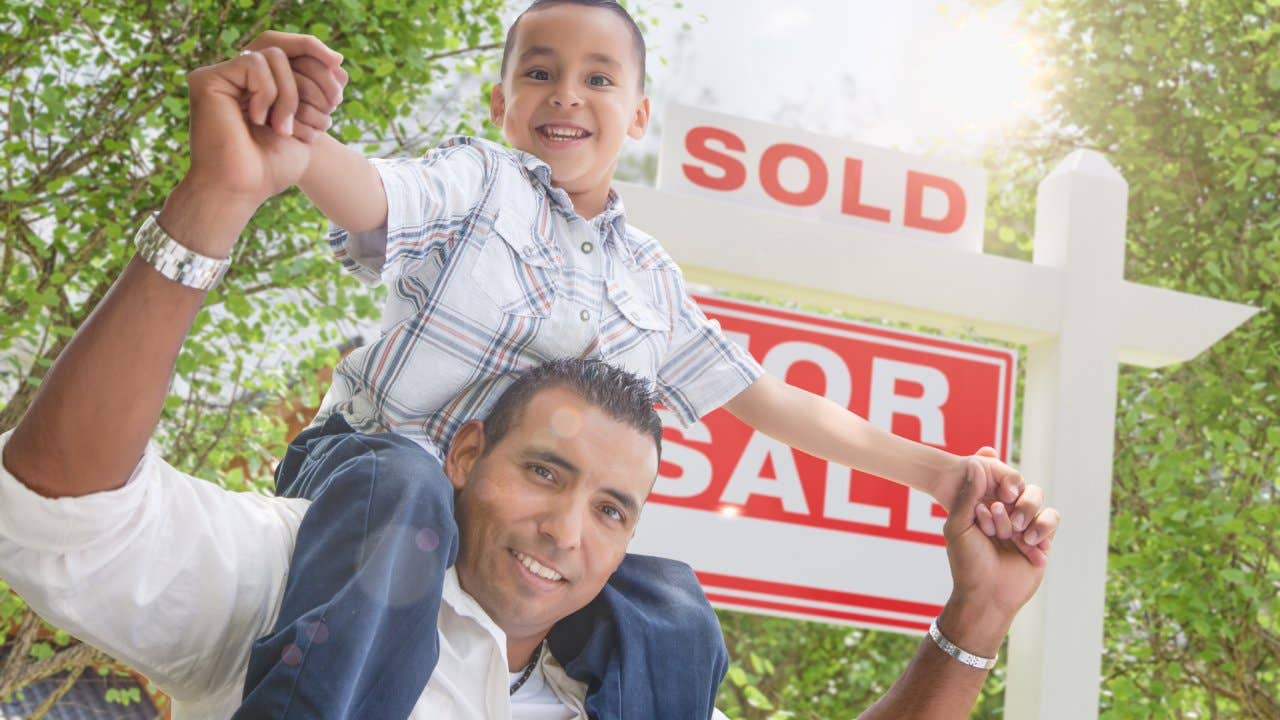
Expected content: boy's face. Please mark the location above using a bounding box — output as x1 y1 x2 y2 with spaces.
491 4 650 199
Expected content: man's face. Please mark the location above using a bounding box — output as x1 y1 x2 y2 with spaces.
445 385 658 642
491 4 650 197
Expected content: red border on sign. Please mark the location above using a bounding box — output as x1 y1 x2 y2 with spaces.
697 571 944 617
705 593 931 633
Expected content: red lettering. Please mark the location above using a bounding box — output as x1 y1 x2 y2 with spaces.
841 158 892 222
904 171 966 234
759 143 827 207
682 126 747 191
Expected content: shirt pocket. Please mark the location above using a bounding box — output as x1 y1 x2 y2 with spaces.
469 210 557 318
598 267 670 379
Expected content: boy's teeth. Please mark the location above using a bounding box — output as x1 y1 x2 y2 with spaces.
514 550 563 581
543 127 586 139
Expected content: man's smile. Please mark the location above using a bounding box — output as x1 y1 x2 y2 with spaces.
510 548 568 586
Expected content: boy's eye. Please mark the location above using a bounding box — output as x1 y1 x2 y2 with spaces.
526 69 551 81
529 464 554 481
588 74 613 87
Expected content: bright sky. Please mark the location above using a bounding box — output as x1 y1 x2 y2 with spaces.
628 0 1044 164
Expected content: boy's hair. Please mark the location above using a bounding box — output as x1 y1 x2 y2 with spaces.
481 358 663 460
500 0 647 92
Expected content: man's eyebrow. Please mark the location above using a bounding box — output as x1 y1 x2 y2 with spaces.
526 447 580 475
523 448 641 517
602 487 641 519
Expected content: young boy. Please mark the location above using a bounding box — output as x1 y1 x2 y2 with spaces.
237 1 1049 718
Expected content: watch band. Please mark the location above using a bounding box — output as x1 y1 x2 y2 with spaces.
928 618 999 670
133 213 230 291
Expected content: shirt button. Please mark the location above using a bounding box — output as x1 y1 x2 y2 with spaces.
522 246 535 257
580 309 590 322
581 241 594 254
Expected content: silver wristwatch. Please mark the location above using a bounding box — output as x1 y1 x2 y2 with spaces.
133 213 230 291
928 618 999 670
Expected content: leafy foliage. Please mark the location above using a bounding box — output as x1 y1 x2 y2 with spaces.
715 1 1279 718
0 0 509 704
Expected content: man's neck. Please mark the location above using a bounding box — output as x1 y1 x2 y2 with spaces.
507 632 546 672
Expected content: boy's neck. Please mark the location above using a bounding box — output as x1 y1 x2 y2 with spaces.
556 182 613 222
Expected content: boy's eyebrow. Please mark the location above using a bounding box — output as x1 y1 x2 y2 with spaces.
519 46 558 63
518 46 623 70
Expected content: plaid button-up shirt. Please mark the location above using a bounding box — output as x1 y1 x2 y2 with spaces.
316 136 763 459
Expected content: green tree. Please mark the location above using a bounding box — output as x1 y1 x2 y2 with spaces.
0 0 508 710
984 1 1279 717
714 1 1279 718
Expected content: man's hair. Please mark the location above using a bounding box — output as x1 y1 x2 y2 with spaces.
482 358 663 459
499 0 647 92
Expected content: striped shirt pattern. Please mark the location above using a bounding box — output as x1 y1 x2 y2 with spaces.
317 136 763 458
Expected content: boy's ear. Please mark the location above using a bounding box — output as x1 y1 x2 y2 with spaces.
627 95 651 141
490 83 507 128
444 419 486 491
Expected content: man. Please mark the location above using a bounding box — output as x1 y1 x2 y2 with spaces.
0 38 1059 718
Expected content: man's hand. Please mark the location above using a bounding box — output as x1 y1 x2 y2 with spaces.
935 453 1060 655
180 32 345 250
933 447 1054 567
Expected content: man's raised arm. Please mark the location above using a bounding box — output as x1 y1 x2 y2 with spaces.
857 451 1061 719
1 35 344 498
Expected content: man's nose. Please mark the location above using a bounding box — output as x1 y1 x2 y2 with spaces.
538 500 585 551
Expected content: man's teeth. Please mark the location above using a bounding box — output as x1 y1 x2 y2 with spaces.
542 127 587 139
514 551 564 581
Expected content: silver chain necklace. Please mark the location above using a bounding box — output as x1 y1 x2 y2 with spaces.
509 642 544 696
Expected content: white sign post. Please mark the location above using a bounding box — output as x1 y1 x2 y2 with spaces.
620 113 1257 719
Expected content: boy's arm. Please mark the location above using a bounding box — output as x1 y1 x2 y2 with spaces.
723 374 1045 556
297 132 388 233
241 32 388 235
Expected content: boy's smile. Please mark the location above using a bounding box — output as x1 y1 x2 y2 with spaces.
491 3 650 220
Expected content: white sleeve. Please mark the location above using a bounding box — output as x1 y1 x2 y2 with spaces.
0 431 310 702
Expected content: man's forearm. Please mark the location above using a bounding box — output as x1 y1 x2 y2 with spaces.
297 133 387 233
2 182 256 498
858 597 1011 719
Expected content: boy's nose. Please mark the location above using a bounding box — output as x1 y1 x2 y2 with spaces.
549 82 583 108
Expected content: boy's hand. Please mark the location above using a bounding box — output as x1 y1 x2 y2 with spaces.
241 31 349 143
936 448 1058 567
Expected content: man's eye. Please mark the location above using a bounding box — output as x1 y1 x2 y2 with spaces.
600 505 624 522
588 74 613 87
527 69 551 81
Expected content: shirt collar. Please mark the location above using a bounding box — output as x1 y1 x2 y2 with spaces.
508 147 643 269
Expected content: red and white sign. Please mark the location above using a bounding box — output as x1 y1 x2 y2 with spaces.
629 295 1017 634
658 104 988 253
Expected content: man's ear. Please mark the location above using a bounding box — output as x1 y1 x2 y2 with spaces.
627 95 651 141
490 83 506 128
444 419 486 491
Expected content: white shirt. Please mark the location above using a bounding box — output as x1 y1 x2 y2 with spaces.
0 431 728 719
0 431 587 718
